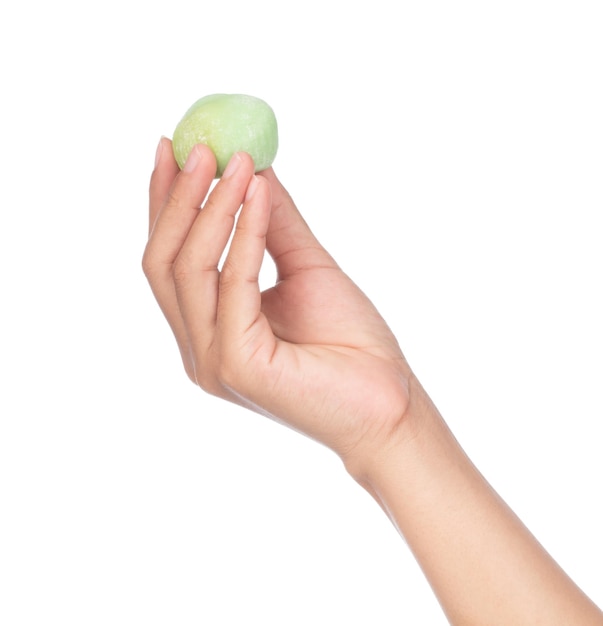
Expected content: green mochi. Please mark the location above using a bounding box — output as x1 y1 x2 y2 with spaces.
172 93 279 177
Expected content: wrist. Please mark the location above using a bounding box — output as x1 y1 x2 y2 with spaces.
345 374 603 625
343 371 438 489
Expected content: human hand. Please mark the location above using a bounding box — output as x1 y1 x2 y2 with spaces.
143 140 603 624
143 139 411 471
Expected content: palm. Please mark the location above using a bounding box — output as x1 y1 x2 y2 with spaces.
146 144 409 466
239 170 410 461
261 265 394 354
258 169 400 354
258 267 408 463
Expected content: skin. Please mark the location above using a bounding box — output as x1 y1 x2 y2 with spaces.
143 138 603 625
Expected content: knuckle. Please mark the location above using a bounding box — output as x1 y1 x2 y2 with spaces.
172 255 192 285
141 246 159 281
218 265 235 290
205 341 241 393
189 344 230 397
163 186 183 211
216 358 237 390
195 366 226 398
215 345 250 393
218 263 244 296
183 362 198 386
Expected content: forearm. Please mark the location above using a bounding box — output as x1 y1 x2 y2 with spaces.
353 374 603 625
146 142 600 622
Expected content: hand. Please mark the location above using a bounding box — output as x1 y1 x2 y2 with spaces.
143 140 603 624
143 139 411 470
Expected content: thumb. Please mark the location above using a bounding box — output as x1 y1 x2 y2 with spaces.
259 168 338 279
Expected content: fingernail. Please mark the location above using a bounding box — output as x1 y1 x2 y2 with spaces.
245 175 259 201
221 152 242 179
154 136 164 168
183 145 203 173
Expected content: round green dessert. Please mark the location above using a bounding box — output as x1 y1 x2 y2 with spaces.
172 93 278 177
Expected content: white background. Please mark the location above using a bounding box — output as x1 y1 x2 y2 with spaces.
1 1 602 623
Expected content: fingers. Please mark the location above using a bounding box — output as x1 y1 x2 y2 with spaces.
145 143 329 401
148 137 180 236
146 143 217 264
259 168 338 279
172 152 257 366
143 143 217 378
217 174 273 346
145 139 277 395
